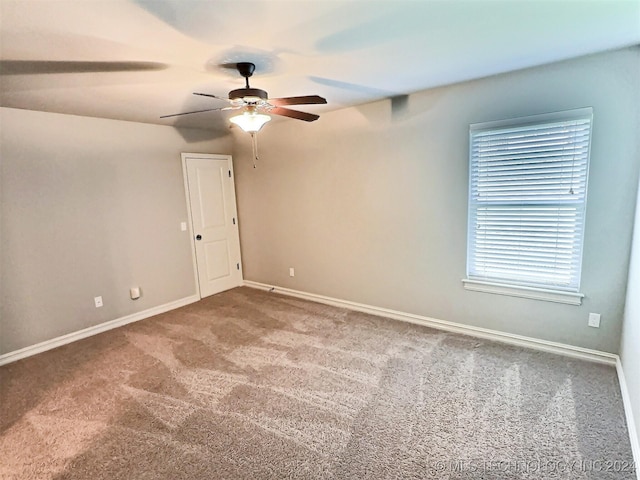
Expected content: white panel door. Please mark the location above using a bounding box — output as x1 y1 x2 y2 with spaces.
184 155 242 297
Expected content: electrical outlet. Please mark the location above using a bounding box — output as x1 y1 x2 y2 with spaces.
180 222 187 231
588 312 601 328
94 296 103 308
289 267 295 277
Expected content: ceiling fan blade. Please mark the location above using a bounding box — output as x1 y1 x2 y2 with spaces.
160 107 231 119
193 92 231 102
0 60 167 75
269 107 320 122
268 95 327 106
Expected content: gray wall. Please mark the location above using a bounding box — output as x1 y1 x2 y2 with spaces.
0 108 231 354
234 47 640 353
621 176 640 445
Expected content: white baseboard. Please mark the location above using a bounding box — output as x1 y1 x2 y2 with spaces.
0 295 200 367
244 280 617 365
616 358 640 480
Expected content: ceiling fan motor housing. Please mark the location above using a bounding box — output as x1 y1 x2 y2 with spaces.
229 87 268 102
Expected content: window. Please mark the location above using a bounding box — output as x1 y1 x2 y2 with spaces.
464 108 593 305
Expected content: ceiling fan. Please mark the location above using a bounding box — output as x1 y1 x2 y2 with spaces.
160 62 327 132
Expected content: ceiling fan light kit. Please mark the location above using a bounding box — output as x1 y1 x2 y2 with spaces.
161 62 326 167
229 106 271 133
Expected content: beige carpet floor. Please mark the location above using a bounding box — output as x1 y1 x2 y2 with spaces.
0 287 636 479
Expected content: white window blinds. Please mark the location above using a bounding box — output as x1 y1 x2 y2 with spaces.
467 108 593 292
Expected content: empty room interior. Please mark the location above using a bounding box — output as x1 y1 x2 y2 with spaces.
1 1 640 478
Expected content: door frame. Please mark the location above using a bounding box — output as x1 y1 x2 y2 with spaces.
181 152 243 299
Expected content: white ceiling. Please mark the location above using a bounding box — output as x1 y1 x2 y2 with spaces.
1 0 639 132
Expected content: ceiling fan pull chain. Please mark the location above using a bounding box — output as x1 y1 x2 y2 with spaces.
251 132 259 168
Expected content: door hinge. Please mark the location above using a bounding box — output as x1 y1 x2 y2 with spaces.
228 170 231 178
233 217 236 225
237 263 240 270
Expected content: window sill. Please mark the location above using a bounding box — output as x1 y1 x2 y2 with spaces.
462 279 584 306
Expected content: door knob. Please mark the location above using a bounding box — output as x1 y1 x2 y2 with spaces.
195 234 202 241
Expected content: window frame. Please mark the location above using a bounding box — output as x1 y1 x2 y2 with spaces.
463 108 593 305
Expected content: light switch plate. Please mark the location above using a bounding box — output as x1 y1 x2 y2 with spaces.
588 312 601 328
